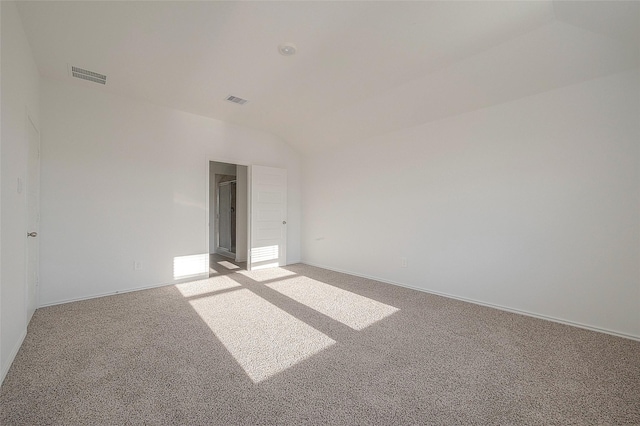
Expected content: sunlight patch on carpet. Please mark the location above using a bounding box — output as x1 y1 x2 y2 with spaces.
175 275 241 297
238 268 297 282
217 260 240 270
190 289 335 383
267 277 399 330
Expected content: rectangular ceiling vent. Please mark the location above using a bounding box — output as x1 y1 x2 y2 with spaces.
225 95 248 105
71 66 107 85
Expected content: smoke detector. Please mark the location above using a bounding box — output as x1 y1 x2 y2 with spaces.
278 43 297 56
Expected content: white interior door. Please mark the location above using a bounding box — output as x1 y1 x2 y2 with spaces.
26 115 40 322
249 165 287 270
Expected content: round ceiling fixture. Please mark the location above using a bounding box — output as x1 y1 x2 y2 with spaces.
278 43 297 56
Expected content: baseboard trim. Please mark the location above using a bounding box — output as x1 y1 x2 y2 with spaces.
38 273 210 308
301 260 640 342
1 329 27 385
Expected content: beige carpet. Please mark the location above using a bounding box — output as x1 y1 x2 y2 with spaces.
2 260 639 425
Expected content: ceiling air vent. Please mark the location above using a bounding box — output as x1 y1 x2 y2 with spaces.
225 95 248 105
71 66 107 85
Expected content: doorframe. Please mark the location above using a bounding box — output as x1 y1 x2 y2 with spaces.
24 108 40 323
206 158 250 269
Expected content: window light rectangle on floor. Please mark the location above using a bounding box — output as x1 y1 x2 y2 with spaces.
190 289 335 383
267 276 399 330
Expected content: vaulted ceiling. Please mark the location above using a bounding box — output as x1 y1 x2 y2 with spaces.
16 1 640 154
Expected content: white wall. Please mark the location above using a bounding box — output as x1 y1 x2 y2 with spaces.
40 78 301 306
1 1 40 382
0 0 3 384
302 69 640 339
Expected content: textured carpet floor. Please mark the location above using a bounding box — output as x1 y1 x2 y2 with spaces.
2 260 639 425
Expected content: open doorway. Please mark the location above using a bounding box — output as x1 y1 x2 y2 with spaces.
217 177 236 256
209 161 248 274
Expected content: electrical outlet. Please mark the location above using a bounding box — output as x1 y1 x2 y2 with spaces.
400 257 408 268
134 261 142 271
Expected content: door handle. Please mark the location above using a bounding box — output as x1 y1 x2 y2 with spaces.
282 221 287 225
27 232 37 237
